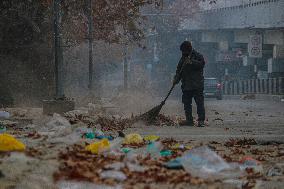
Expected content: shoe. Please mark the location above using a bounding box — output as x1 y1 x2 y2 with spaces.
179 119 194 126
197 121 205 127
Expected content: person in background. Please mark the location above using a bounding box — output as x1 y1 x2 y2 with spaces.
173 41 206 127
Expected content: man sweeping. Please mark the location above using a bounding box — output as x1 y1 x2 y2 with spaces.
173 41 206 127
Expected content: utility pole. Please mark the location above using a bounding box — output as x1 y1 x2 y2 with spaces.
123 9 128 91
53 0 64 98
88 0 94 91
43 0 74 115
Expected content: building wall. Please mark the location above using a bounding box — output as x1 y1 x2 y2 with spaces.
181 0 284 30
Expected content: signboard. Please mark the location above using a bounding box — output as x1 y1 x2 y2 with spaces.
248 35 262 58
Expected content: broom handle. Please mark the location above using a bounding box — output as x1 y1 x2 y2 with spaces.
162 84 175 104
162 63 185 104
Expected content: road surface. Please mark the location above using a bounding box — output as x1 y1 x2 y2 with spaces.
126 99 284 143
1 98 283 189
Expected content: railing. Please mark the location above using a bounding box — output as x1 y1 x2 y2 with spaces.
223 77 284 95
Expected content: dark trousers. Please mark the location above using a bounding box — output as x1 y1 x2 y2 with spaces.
182 90 205 121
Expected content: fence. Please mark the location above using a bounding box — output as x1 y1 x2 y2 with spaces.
223 77 284 95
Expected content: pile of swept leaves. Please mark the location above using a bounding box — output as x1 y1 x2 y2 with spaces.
64 113 178 133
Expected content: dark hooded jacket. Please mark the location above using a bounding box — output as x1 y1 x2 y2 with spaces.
174 49 205 91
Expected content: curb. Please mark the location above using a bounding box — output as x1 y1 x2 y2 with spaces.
223 94 284 102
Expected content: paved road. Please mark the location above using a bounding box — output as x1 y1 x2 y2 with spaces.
126 99 284 142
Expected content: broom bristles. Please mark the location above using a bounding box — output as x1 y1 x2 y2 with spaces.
137 102 164 124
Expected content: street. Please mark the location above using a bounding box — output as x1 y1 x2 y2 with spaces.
1 0 284 188
126 98 284 142
0 98 284 189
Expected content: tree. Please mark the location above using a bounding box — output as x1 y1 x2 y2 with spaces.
0 0 216 104
0 0 216 53
0 0 164 52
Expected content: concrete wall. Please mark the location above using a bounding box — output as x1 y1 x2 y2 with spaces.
200 0 266 10
181 0 284 30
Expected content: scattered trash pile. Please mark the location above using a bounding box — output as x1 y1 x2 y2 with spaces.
1 108 284 189
53 136 202 186
52 134 283 188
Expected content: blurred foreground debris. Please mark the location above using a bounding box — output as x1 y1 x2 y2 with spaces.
0 103 283 189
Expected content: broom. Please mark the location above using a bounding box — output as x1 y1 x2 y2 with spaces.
137 54 190 124
138 84 176 124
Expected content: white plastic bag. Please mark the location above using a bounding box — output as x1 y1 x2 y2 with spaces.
180 146 242 179
100 170 126 181
44 113 72 137
0 111 10 119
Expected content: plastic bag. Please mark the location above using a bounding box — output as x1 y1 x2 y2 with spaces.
74 127 92 135
240 157 263 173
160 150 172 157
165 158 183 169
96 135 113 140
46 113 71 128
44 113 72 137
105 162 125 171
123 133 143 145
100 170 126 181
58 181 123 189
85 139 110 154
223 179 247 188
170 143 191 150
85 132 95 139
267 164 283 176
110 138 123 149
125 147 146 163
126 162 145 172
180 146 242 179
94 129 113 140
94 128 104 136
0 134 25 152
0 111 10 119
121 148 131 153
146 142 162 159
101 138 124 157
0 124 6 134
144 135 160 142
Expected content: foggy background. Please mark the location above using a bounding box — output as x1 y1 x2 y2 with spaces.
0 0 283 108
